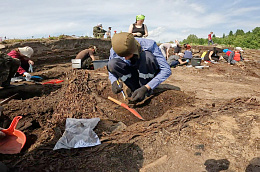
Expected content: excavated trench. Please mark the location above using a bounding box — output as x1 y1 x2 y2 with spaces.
0 63 195 171
0 39 197 171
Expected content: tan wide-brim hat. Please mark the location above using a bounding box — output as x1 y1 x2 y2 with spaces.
18 46 34 58
111 32 141 57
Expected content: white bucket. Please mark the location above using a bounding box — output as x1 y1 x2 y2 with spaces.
72 59 81 68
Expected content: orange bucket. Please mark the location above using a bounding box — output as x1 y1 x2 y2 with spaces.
0 116 26 154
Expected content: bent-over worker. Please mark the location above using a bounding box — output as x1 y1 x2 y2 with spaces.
75 46 97 69
107 32 171 103
7 46 34 81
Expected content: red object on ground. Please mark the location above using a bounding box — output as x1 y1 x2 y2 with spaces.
108 96 144 120
42 79 64 85
0 116 26 154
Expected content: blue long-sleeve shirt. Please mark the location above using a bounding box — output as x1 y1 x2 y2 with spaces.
108 38 172 90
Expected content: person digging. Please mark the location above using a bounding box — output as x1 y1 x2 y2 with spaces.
75 46 97 69
107 32 171 103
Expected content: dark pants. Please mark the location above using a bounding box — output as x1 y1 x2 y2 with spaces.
107 51 160 91
1 55 20 86
223 56 236 64
204 56 220 61
208 40 214 45
174 46 181 54
170 60 180 68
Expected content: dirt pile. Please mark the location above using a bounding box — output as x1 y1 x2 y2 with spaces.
0 66 194 171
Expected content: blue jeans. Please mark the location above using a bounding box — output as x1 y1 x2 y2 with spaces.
208 40 214 45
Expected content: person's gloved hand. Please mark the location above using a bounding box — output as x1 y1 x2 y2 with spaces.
111 81 123 94
130 86 148 102
136 32 142 37
23 72 31 81
186 59 189 63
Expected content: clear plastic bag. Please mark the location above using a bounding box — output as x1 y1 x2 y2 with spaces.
54 118 101 150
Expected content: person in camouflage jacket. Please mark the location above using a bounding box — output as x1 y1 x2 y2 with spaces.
93 23 106 38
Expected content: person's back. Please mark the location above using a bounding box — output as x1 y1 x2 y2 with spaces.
75 47 96 69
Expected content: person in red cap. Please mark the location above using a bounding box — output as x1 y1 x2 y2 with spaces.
183 44 192 60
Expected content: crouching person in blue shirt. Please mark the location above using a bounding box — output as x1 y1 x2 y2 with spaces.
107 32 172 103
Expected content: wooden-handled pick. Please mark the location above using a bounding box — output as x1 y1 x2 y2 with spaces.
108 96 144 120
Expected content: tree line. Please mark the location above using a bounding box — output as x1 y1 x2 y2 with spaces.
181 27 260 49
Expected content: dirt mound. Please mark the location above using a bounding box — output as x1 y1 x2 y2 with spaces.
0 67 193 171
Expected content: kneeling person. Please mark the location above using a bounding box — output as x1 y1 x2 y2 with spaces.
0 53 20 88
107 32 172 103
167 53 188 68
75 46 97 69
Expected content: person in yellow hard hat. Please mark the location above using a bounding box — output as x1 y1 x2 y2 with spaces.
128 14 148 38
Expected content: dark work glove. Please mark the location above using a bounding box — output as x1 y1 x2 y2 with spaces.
130 86 148 102
111 81 123 94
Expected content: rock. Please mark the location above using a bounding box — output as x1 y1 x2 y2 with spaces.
204 159 230 172
246 157 260 172
111 122 127 132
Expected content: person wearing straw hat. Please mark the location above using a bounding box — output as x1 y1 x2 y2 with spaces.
7 46 34 81
128 14 148 38
107 32 171 103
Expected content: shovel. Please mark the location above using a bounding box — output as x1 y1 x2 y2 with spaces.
108 96 144 120
0 116 26 154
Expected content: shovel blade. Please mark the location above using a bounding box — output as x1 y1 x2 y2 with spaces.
0 130 26 154
122 103 144 120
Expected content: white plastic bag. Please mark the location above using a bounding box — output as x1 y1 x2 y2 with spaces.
53 118 101 150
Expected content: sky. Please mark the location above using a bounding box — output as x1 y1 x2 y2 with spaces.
1 0 259 42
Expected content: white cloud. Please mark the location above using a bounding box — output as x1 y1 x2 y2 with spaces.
0 0 259 42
